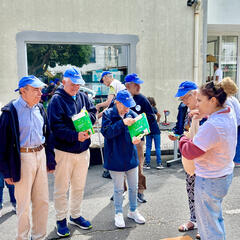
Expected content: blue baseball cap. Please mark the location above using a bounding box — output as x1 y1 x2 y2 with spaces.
116 89 136 108
175 81 198 97
124 73 144 84
15 75 46 92
100 71 112 83
54 78 60 84
63 67 85 85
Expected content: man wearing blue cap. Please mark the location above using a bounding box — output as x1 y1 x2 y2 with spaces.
101 89 145 228
169 81 203 240
0 75 56 240
47 67 97 237
170 81 198 138
125 73 163 203
96 71 125 115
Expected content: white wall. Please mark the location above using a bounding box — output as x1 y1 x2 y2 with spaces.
0 0 201 121
208 0 240 25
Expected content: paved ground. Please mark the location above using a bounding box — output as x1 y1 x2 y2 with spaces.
1 155 240 240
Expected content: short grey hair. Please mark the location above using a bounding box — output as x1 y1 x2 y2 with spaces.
187 89 198 95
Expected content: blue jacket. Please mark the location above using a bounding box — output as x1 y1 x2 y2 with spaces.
47 86 97 153
0 101 56 182
173 102 188 135
101 105 139 171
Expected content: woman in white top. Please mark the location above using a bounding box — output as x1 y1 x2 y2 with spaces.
179 80 238 240
224 77 240 166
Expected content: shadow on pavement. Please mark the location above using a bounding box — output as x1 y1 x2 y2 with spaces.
0 210 15 225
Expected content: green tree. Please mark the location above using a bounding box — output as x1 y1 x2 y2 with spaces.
27 44 92 76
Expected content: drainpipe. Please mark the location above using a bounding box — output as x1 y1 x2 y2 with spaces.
193 0 201 84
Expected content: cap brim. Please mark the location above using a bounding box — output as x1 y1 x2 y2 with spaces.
15 80 46 92
125 79 144 85
175 90 187 97
70 77 85 85
29 81 46 88
175 87 197 97
122 99 136 108
135 79 144 84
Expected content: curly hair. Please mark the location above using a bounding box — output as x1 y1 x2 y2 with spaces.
218 77 238 96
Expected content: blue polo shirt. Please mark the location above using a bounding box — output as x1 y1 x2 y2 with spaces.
13 97 45 147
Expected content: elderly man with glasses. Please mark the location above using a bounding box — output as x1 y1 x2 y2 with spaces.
0 75 56 240
169 81 206 240
47 67 97 237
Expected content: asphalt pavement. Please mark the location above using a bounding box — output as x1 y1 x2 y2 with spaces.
1 155 240 240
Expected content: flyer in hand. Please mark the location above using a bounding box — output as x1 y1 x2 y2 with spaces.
72 108 94 135
128 113 150 140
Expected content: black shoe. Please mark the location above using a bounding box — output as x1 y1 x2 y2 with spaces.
102 170 112 179
143 163 151 169
137 193 147 203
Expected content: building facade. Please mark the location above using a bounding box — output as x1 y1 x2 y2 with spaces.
207 0 240 97
0 0 206 120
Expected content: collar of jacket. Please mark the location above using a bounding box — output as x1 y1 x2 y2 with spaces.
54 85 78 102
1 100 16 112
111 104 130 119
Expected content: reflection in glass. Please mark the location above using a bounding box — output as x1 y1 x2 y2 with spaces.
207 36 219 82
27 44 129 99
221 36 238 82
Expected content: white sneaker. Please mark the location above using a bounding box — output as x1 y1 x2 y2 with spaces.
114 213 125 228
127 210 145 224
12 204 16 213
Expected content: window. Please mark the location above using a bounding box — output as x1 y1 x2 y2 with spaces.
207 35 238 83
207 36 219 82
221 36 238 81
26 43 129 98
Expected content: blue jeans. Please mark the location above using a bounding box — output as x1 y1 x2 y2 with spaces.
0 172 16 208
145 134 162 164
233 126 240 163
195 174 233 240
110 167 138 214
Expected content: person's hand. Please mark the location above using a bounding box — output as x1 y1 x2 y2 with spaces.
78 131 90 142
5 178 14 185
123 118 135 126
132 137 141 145
188 109 199 118
189 109 205 120
96 104 101 111
168 134 177 141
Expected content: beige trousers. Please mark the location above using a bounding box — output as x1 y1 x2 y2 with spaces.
14 148 49 240
54 149 90 221
136 141 146 194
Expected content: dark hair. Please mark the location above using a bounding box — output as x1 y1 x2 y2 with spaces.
147 97 156 107
200 78 238 107
214 63 219 68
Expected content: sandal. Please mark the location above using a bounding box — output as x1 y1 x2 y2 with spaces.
178 221 197 232
196 233 201 239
